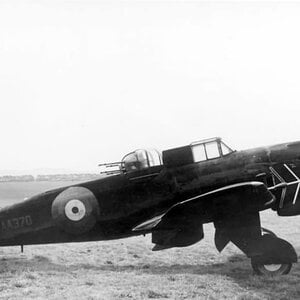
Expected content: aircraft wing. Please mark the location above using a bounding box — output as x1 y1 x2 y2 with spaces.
133 182 275 251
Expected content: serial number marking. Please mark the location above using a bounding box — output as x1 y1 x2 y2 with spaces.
0 215 32 231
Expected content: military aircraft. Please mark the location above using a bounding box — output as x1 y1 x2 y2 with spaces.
1 137 300 275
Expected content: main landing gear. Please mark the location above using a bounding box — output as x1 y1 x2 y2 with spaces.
249 230 297 276
251 261 292 276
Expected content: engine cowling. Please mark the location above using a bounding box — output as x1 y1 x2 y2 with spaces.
51 187 100 235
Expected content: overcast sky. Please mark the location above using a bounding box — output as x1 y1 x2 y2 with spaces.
1 1 300 173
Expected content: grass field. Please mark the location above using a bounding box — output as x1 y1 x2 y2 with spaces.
0 182 299 299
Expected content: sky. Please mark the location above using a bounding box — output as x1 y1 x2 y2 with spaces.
1 1 300 174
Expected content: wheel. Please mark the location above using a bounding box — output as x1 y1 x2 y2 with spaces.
251 260 292 275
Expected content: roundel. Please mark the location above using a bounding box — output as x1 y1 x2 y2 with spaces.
51 187 100 235
65 199 86 221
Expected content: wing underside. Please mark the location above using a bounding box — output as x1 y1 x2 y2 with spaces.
133 182 275 253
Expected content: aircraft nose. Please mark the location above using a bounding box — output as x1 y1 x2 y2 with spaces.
269 141 300 163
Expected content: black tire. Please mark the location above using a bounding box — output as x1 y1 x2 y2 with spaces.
251 260 292 276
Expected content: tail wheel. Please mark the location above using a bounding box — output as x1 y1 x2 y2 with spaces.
251 260 292 275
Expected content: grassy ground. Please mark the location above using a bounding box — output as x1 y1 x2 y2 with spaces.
0 182 299 299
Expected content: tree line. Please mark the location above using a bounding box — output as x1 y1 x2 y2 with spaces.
0 174 101 182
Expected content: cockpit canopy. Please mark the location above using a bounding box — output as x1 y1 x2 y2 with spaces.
99 137 234 175
190 137 233 162
162 137 234 168
121 149 162 173
120 138 233 173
